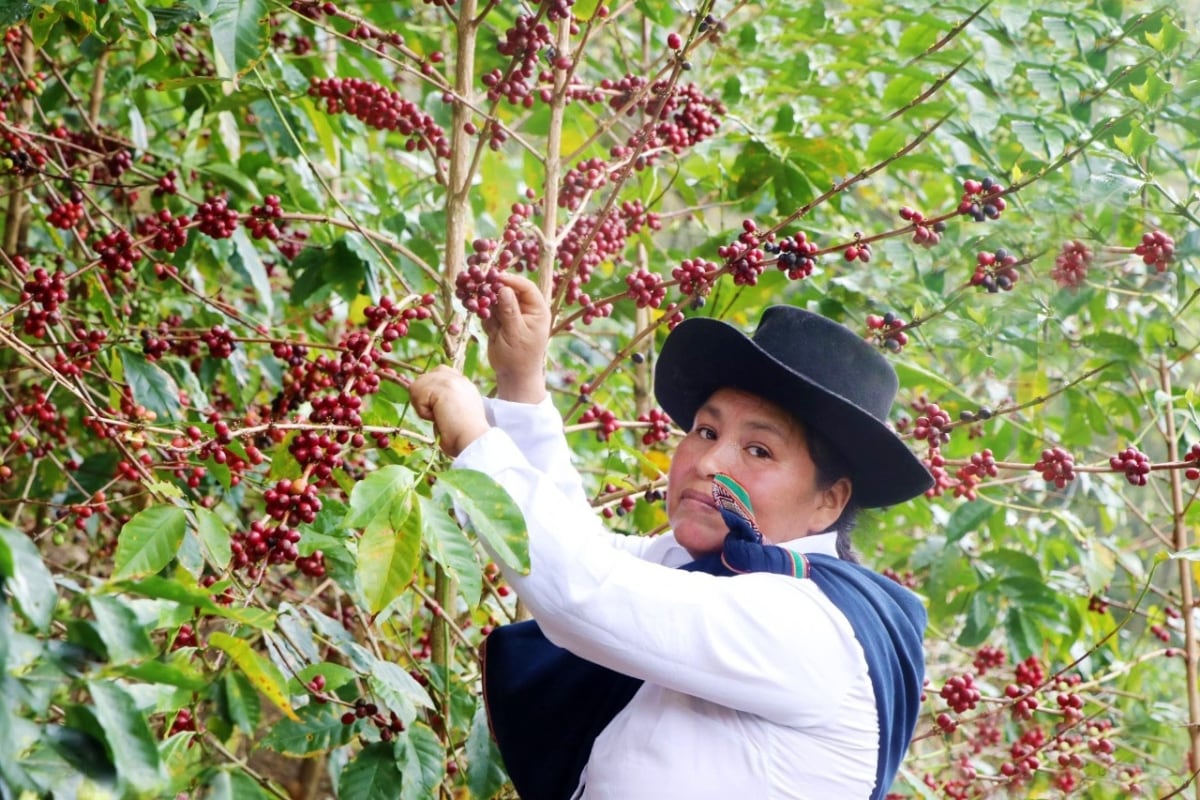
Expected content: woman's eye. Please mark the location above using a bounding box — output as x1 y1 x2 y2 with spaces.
695 426 716 440
747 445 771 458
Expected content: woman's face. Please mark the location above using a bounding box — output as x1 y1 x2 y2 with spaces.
666 388 850 558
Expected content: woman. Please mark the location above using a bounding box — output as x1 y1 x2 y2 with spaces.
410 273 933 800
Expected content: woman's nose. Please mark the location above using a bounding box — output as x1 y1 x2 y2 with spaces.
696 441 733 477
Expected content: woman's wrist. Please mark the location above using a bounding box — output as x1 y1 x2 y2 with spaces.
495 371 548 404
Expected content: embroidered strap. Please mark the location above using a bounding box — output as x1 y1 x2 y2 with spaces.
715 473 810 578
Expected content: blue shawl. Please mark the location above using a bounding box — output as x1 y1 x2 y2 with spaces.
481 476 926 800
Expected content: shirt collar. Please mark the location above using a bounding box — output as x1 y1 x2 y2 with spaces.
779 531 840 558
657 530 841 564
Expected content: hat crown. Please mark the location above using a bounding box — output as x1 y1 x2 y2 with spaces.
752 306 898 424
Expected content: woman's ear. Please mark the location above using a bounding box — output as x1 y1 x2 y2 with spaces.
809 477 852 534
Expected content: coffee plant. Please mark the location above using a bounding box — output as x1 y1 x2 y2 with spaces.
0 0 1197 798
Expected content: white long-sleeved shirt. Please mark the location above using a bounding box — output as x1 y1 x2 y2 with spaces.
455 397 880 800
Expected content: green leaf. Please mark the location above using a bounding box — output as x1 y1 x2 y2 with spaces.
345 465 416 534
866 127 907 162
956 589 997 647
1004 607 1043 662
87 596 154 663
1170 547 1200 562
119 348 182 421
0 525 57 631
1081 331 1140 361
208 631 299 721
113 505 188 580
466 702 508 799
110 658 209 691
355 484 422 615
194 506 232 571
220 670 262 734
113 574 275 628
943 502 997 544
0 3 33 29
229 227 274 314
435 469 530 574
397 723 445 800
338 741 402 800
367 660 433 727
202 767 274 800
261 701 356 756
87 680 165 797
210 0 267 81
418 495 483 607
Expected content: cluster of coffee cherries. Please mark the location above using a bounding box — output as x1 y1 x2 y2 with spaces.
715 219 769 286
636 408 672 446
625 267 666 309
1185 443 1200 481
1052 240 1092 289
168 707 200 737
1109 445 1151 486
200 325 236 359
958 176 1006 222
559 156 608 212
46 198 84 230
18 265 68 338
672 257 719 296
764 231 819 280
362 294 434 350
899 206 946 247
309 77 451 159
483 14 554 108
137 208 191 253
340 698 407 742
865 311 909 352
92 227 143 276
940 673 983 715
972 645 1006 676
597 76 726 168
195 194 240 239
843 237 872 263
912 402 952 446
171 623 199 650
954 449 997 500
579 404 619 441
246 195 284 240
599 483 638 519
1133 230 1174 273
454 259 504 320
970 248 1020 292
1033 446 1076 488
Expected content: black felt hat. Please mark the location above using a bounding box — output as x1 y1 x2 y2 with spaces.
654 306 933 508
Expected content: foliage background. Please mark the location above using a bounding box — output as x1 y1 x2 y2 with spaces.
0 0 1198 797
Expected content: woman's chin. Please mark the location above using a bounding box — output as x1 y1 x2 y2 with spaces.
672 521 726 559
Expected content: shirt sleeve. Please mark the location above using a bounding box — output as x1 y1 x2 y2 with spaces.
481 395 680 564
454 427 866 728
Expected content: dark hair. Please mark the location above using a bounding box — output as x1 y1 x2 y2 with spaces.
805 427 861 563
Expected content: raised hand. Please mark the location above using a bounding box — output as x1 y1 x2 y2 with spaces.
481 272 551 404
409 365 490 457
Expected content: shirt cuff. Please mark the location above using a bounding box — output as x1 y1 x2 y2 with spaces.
484 394 563 431
453 426 529 473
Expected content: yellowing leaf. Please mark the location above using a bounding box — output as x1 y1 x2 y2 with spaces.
356 493 422 615
208 631 299 721
348 294 372 326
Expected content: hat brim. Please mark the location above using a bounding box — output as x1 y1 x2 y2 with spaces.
655 318 933 508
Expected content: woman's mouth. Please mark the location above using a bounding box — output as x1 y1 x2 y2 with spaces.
680 488 719 510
